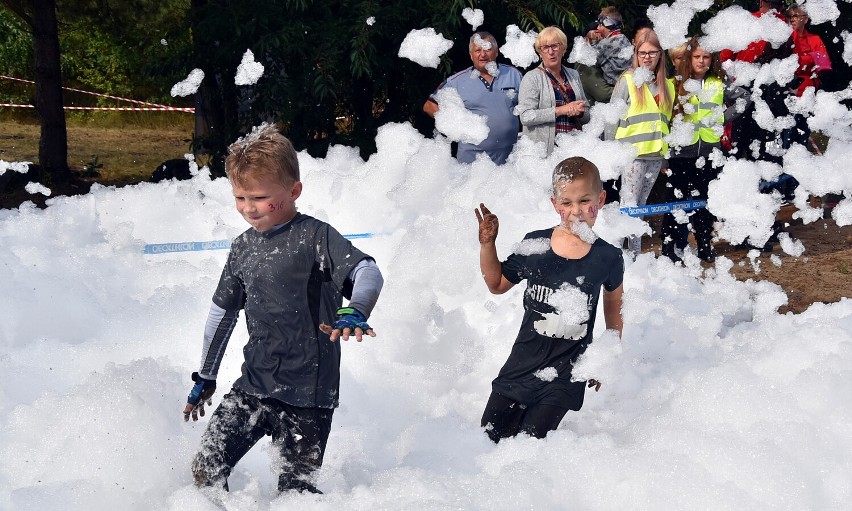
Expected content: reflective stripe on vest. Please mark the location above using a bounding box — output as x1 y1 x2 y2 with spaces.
685 76 725 144
615 73 675 156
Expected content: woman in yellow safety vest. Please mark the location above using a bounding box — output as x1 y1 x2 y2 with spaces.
606 29 674 258
661 35 752 263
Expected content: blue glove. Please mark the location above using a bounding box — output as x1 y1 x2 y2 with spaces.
331 307 372 336
184 372 216 422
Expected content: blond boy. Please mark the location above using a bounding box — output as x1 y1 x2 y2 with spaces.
183 123 383 493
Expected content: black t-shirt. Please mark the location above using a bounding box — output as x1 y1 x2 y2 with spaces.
213 213 369 408
493 228 624 410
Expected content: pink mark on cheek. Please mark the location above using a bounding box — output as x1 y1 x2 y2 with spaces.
588 205 600 219
268 203 276 211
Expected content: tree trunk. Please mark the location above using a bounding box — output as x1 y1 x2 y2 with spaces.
31 0 69 184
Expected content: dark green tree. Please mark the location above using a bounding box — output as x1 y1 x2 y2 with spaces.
2 0 69 184
1 0 190 185
183 0 613 162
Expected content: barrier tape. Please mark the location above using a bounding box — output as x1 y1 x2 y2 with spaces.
145 201 703 255
620 199 706 217
1 103 194 112
144 233 375 254
758 173 794 191
1 75 193 112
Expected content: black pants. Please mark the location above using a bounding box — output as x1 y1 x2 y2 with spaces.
781 113 811 150
661 157 719 261
191 389 333 493
480 392 569 443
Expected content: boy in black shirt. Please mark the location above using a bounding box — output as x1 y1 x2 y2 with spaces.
182 123 383 493
475 156 623 442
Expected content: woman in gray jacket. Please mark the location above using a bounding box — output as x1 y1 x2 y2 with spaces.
517 26 591 156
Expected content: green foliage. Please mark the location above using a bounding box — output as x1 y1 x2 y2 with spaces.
81 154 103 177
5 0 852 164
1 0 192 106
60 23 134 98
54 0 193 104
0 7 33 103
182 0 613 159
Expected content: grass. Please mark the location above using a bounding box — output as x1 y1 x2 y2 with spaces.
0 110 195 185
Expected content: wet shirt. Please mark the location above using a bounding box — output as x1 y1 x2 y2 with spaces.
493 229 623 410
212 213 369 408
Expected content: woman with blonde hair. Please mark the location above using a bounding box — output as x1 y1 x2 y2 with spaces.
667 43 688 75
606 29 673 257
662 35 751 262
517 26 590 156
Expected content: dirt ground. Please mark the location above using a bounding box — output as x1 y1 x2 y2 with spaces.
716 205 851 314
646 202 852 314
0 120 192 184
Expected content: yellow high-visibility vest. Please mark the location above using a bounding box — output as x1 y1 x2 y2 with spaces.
684 75 725 145
615 72 675 157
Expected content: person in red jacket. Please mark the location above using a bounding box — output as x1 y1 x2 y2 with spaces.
781 4 831 149
719 0 786 64
786 3 840 214
719 0 786 157
788 4 831 97
782 3 831 150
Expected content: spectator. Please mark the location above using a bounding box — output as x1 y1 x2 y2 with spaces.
587 7 634 88
720 0 786 65
662 36 752 263
423 32 523 165
577 6 634 103
595 16 653 205
667 43 688 76
720 0 787 159
783 3 832 148
788 4 831 97
786 3 840 214
575 22 613 105
606 30 674 258
517 26 590 156
632 19 654 47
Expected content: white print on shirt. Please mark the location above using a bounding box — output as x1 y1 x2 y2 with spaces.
529 283 592 340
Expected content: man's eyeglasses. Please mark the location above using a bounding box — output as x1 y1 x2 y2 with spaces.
638 50 661 59
540 43 563 53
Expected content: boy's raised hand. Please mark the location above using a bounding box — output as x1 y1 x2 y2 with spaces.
475 203 499 244
320 307 376 342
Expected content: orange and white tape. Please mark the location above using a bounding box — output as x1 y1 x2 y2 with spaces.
0 103 194 112
1 75 193 112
